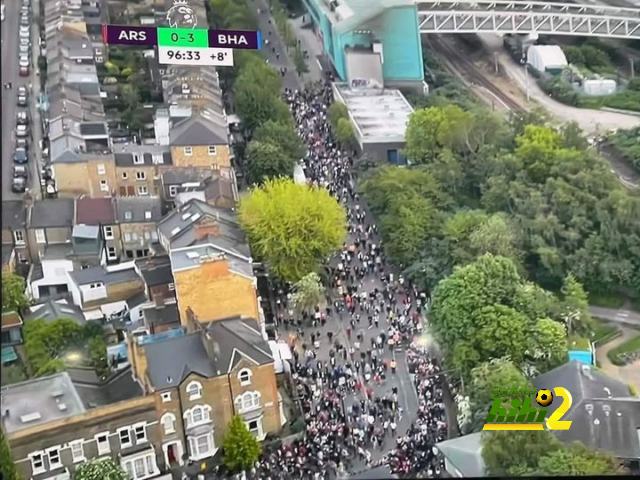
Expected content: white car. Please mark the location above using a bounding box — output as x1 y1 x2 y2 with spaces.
1 5 5 21
19 44 30 55
16 124 29 137
20 38 30 47
19 55 29 67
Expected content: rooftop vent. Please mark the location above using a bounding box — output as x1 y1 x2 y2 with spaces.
58 403 68 411
186 251 199 259
182 212 192 221
20 412 42 423
191 213 201 222
51 391 64 398
171 227 181 236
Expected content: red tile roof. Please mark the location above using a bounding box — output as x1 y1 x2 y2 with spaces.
75 197 115 225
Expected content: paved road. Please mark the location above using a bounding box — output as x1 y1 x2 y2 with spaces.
477 33 640 135
594 326 640 392
590 306 640 327
1 0 42 200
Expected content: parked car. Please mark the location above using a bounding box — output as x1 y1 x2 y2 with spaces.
13 148 28 164
1 4 5 21
20 5 29 15
19 55 29 67
20 14 29 26
19 44 30 55
19 37 30 47
16 124 29 137
12 177 27 193
19 65 29 76
17 87 28 106
16 138 28 150
19 26 30 39
16 111 28 124
13 165 28 178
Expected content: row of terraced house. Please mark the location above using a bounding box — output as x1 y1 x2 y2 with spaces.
1 0 289 479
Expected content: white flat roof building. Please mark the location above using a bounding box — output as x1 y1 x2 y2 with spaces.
332 83 414 145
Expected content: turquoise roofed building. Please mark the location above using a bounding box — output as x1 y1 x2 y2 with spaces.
301 0 425 89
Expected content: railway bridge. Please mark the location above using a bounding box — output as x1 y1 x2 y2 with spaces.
417 0 640 39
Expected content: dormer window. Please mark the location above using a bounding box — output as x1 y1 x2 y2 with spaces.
186 381 202 400
238 368 252 386
125 211 133 221
133 154 144 165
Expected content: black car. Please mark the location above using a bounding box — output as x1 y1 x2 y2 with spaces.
12 177 27 193
13 148 28 164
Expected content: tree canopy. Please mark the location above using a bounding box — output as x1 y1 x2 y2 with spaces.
253 120 306 161
2 273 28 313
245 141 295 185
74 459 129 480
222 415 262 472
239 178 347 283
291 272 325 314
0 427 18 480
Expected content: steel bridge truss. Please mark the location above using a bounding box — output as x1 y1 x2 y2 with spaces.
417 0 640 39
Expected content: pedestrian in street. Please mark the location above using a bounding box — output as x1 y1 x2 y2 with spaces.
390 359 397 375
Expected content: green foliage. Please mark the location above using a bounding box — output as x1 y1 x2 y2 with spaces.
88 336 109 376
291 272 325 314
607 334 640 366
536 442 623 475
74 459 129 480
608 127 640 172
465 358 532 433
245 141 295 184
209 0 257 30
328 101 349 130
104 61 120 75
293 46 309 75
240 178 347 282
0 427 19 480
222 415 262 472
335 118 355 146
1 364 27 386
2 273 28 313
121 67 133 78
253 120 306 162
560 273 593 335
482 430 563 476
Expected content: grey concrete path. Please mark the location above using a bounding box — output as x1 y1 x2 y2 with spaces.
590 306 640 327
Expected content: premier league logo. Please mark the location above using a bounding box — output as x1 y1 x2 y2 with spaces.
166 0 198 29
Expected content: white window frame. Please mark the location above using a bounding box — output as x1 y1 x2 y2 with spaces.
168 185 178 197
100 179 109 192
13 230 25 245
186 380 203 400
107 246 117 260
97 163 106 175
168 282 175 291
95 432 111 455
136 171 146 181
161 392 172 403
69 440 85 463
104 225 114 240
122 171 129 180
235 391 261 413
238 368 252 386
188 432 215 460
183 146 193 156
35 229 46 244
138 185 149 196
161 412 176 434
29 451 46 475
145 211 152 220
245 418 265 440
125 211 133 221
132 422 148 444
46 445 62 470
122 451 158 480
133 154 144 165
184 404 211 428
207 146 217 156
118 427 133 448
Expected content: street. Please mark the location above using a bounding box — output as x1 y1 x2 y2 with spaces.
1 0 43 201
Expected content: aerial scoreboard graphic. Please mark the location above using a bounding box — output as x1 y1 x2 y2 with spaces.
102 24 262 67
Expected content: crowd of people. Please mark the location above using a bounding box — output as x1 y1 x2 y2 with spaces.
215 82 449 479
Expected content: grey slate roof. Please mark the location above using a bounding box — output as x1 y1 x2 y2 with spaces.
2 200 26 230
126 292 149 310
115 197 163 223
435 432 485 477
144 333 217 390
157 198 250 257
143 304 180 327
170 115 228 146
30 198 75 228
161 167 214 186
70 266 140 287
533 361 640 459
2 245 14 267
144 317 272 390
113 144 172 167
24 299 87 325
136 255 174 287
71 367 144 408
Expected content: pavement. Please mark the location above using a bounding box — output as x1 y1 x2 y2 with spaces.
589 306 640 327
1 0 43 201
476 33 640 135
594 326 640 392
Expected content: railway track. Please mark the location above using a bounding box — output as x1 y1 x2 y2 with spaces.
427 35 527 114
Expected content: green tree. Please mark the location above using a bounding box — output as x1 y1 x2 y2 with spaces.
88 335 109 376
0 427 19 480
240 178 347 282
222 415 262 472
336 118 356 146
561 273 592 335
328 101 349 129
246 141 295 184
74 459 129 480
23 318 85 375
564 46 586 66
2 273 28 313
291 272 325 314
253 120 306 161
465 358 533 433
482 430 563 476
537 442 624 475
293 46 309 75
121 84 140 111
528 318 568 373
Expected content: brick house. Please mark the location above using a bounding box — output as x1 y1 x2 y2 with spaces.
115 197 164 261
